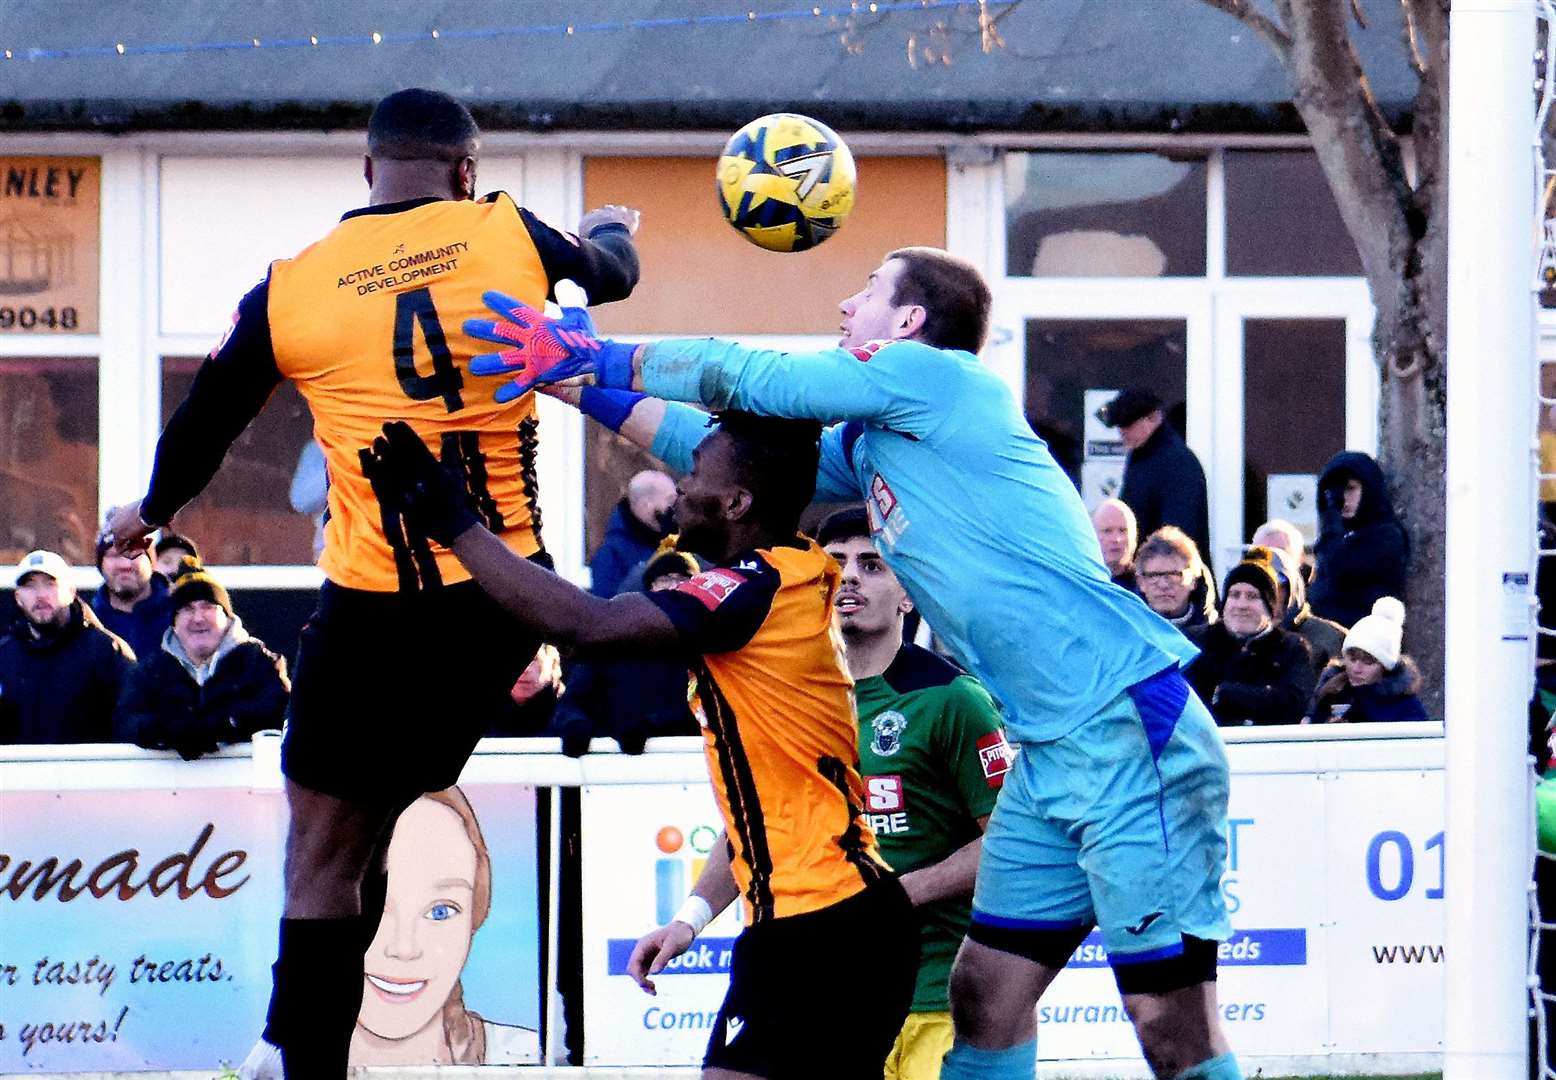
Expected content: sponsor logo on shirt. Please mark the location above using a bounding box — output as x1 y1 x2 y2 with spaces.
870 710 907 756
676 569 746 611
865 775 911 834
848 339 889 363
976 731 1014 788
865 775 904 813
866 473 909 547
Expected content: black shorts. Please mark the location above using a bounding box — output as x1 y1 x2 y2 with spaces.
705 879 918 1079
281 558 550 808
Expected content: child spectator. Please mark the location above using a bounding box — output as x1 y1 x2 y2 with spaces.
1308 597 1428 723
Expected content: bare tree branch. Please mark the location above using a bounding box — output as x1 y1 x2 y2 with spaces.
1350 0 1370 30
1198 0 1294 59
1398 0 1429 78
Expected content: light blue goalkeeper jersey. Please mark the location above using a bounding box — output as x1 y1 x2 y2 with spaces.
641 336 1197 745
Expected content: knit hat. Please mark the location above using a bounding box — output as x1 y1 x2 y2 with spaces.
170 567 233 619
1343 597 1406 670
1221 559 1280 619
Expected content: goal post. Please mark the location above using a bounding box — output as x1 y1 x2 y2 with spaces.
1443 2 1539 1078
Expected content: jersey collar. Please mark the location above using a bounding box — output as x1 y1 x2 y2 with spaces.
340 196 444 221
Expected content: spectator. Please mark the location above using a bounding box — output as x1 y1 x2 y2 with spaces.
550 551 701 756
1309 451 1408 628
1251 517 1312 585
1134 527 1216 631
153 532 201 578
1308 598 1428 723
114 565 290 759
1185 557 1315 727
90 533 173 661
488 644 565 737
588 470 676 598
1102 388 1211 562
0 550 136 744
1245 544 1347 679
1090 498 1138 589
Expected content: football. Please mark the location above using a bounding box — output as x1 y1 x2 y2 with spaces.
716 113 857 253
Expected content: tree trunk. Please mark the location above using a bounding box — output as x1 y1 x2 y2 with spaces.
1376 312 1448 717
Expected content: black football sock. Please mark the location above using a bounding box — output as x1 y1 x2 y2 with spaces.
263 917 367 1078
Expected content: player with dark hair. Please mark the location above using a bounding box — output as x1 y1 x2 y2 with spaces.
460 248 1241 1080
103 87 641 1079
359 414 918 1080
817 506 1009 1080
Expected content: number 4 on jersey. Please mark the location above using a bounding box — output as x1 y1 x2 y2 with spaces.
393 287 464 412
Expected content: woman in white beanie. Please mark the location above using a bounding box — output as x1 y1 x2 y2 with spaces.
1308 597 1429 723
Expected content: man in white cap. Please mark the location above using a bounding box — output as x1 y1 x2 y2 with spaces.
0 550 135 745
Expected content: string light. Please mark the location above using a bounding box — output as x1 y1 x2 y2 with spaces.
2 1 992 63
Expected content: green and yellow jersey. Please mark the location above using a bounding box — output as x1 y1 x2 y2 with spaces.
855 643 1010 1013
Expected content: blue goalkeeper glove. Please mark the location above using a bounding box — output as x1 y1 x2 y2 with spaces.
464 291 637 403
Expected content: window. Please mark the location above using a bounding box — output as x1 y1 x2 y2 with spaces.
1242 319 1347 541
159 358 317 565
1225 151 1363 276
1004 152 1207 277
1023 319 1189 491
0 356 98 565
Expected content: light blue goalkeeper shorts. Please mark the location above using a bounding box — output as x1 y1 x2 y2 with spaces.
972 664 1231 972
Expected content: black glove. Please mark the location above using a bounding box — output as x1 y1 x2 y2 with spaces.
163 706 220 761
359 421 481 547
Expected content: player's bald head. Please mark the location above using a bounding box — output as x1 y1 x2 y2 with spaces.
368 88 480 162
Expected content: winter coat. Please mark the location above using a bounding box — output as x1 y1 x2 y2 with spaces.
550 657 697 756
0 600 136 744
1270 552 1348 677
1309 656 1429 724
1309 452 1409 628
588 502 666 599
113 617 289 760
90 573 175 663
1119 424 1212 564
1185 621 1315 727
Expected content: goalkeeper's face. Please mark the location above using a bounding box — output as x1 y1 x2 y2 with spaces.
838 258 916 349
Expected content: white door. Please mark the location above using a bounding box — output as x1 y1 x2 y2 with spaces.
1211 281 1377 574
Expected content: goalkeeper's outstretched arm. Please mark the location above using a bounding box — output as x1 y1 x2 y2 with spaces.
630 336 949 439
556 385 862 503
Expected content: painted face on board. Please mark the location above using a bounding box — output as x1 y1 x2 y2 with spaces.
358 798 480 1042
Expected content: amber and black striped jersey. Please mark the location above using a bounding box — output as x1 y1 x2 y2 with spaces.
143 192 638 592
647 537 889 925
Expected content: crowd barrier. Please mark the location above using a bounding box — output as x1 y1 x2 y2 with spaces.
1 723 1447 1079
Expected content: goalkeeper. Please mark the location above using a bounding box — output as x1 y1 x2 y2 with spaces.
463 248 1241 1080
